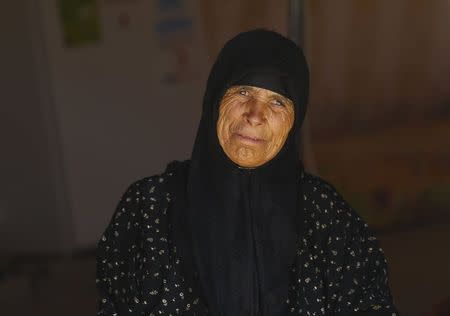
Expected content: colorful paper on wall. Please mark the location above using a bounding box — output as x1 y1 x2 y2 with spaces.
59 0 102 47
154 0 196 84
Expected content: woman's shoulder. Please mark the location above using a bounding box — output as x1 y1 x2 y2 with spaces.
120 160 189 202
103 163 185 237
301 171 351 210
97 162 189 255
300 171 370 235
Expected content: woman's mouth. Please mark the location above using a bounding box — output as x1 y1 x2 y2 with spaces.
234 133 265 144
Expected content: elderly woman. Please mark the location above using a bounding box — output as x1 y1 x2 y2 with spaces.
96 30 398 315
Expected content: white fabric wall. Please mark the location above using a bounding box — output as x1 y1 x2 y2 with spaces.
37 0 208 249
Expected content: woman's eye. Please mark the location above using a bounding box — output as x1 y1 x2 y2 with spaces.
238 89 249 96
271 99 285 107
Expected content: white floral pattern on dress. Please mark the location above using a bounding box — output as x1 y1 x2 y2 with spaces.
96 169 398 315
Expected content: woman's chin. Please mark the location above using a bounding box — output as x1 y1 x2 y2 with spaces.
232 150 265 168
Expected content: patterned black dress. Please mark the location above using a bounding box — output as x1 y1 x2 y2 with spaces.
96 165 398 316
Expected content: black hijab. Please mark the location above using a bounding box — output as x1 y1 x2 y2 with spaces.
171 29 310 316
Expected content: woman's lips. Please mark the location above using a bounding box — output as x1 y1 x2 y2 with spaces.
234 133 266 144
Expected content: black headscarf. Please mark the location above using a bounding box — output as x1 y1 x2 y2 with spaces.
171 29 310 316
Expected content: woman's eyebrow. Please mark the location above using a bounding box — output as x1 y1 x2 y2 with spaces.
235 86 292 104
242 85 256 92
268 92 291 103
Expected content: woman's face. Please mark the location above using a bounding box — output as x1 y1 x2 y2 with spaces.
217 85 295 168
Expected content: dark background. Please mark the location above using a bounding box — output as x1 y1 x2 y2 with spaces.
1 1 449 315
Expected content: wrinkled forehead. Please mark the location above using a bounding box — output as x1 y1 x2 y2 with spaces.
230 67 294 102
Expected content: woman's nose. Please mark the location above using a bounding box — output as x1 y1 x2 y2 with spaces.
245 100 266 125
